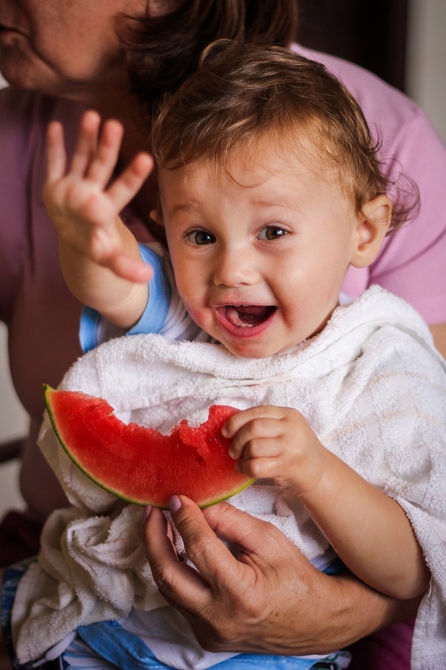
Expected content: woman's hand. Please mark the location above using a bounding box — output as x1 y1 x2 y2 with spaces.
44 109 154 284
144 496 420 655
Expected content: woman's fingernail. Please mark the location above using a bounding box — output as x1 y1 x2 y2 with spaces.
169 495 182 514
144 505 152 521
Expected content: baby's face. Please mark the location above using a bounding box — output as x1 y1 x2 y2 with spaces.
158 148 362 358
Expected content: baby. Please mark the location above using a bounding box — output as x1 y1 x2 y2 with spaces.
4 43 446 670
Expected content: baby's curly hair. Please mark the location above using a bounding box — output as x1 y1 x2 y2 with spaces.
151 41 419 232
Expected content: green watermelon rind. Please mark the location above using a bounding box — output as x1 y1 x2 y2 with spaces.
43 384 254 509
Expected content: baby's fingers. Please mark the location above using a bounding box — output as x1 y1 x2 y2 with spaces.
67 112 123 187
107 252 154 284
107 152 154 212
230 421 284 461
46 121 67 183
224 407 285 459
87 119 124 188
223 405 280 438
70 110 101 177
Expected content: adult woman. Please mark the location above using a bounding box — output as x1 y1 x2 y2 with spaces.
0 0 300 523
0 0 445 668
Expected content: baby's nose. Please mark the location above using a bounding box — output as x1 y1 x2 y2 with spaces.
213 247 258 286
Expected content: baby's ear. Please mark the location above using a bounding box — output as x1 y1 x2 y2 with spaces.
150 208 164 227
350 195 392 268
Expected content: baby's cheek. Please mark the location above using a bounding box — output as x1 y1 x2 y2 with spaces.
187 304 220 339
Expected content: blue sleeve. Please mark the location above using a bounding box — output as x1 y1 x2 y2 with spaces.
79 244 172 353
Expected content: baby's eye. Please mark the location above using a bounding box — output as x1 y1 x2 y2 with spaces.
258 226 288 241
186 230 216 245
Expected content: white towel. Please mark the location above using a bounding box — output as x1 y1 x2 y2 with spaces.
13 286 446 669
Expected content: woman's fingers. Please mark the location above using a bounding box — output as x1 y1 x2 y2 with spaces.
144 505 214 612
145 497 337 655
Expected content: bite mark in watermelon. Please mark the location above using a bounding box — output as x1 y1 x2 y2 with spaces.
44 385 254 508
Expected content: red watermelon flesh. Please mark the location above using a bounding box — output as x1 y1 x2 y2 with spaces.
44 385 254 508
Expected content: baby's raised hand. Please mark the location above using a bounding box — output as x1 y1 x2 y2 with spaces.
223 405 327 494
44 110 154 283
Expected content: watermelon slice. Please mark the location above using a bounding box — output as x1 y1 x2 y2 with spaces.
44 385 254 508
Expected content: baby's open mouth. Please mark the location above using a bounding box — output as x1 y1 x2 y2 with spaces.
222 305 276 328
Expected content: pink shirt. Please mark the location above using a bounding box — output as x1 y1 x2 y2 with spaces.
1 45 446 519
296 45 446 320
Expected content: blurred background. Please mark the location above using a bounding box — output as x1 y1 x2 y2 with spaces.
296 0 446 141
1 0 445 517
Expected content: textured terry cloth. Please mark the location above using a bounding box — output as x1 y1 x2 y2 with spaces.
13 286 446 669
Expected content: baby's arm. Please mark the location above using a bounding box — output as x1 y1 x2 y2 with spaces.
44 110 154 329
224 406 430 600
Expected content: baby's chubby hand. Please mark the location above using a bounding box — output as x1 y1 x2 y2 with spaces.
44 110 154 284
222 405 328 494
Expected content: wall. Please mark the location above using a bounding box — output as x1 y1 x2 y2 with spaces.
0 79 29 511
406 0 446 141
0 319 28 510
